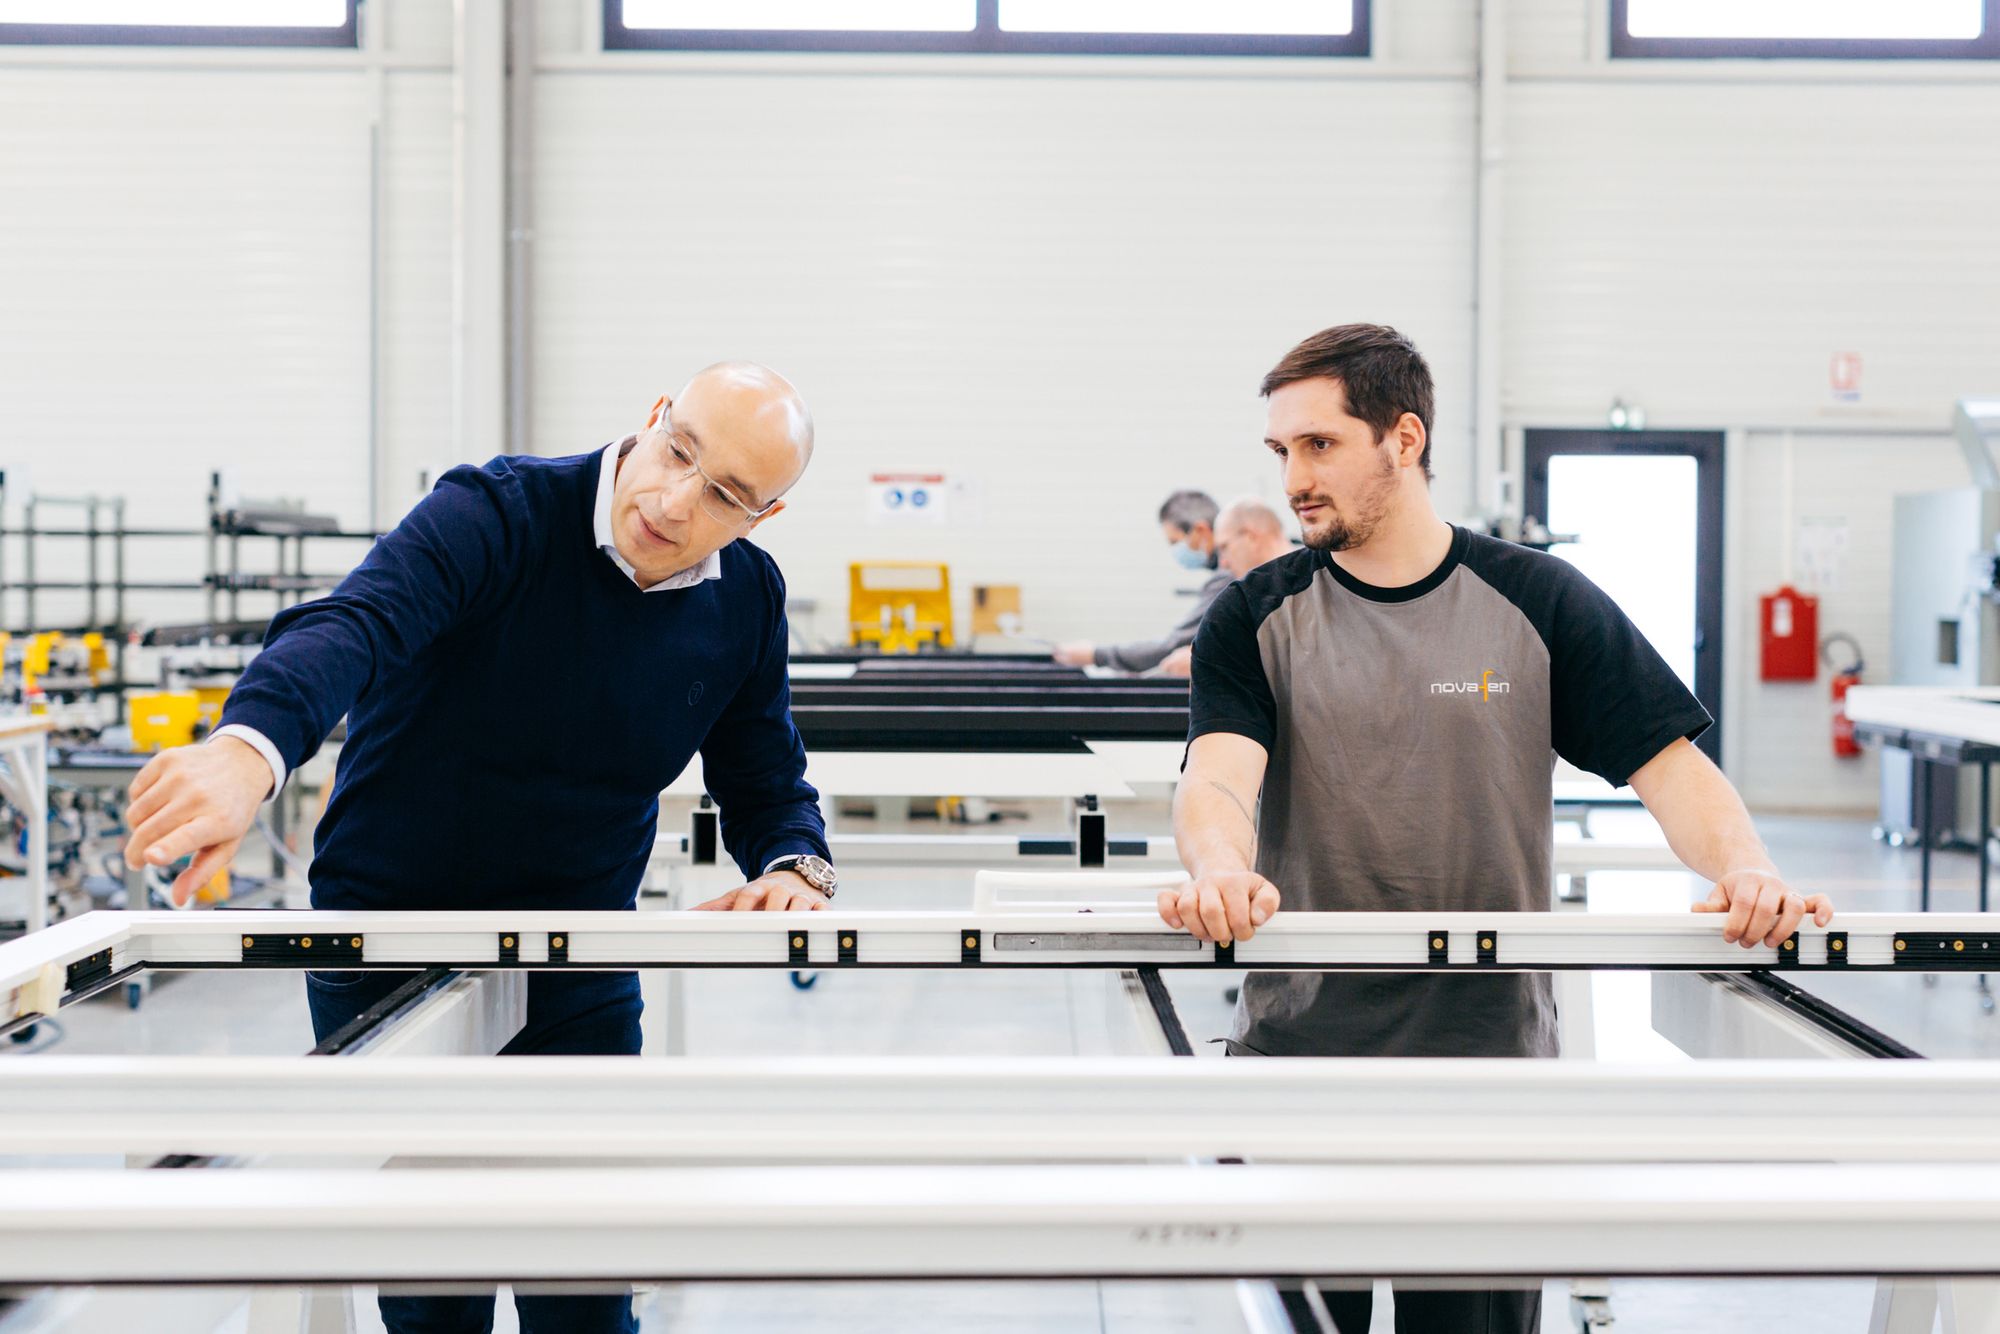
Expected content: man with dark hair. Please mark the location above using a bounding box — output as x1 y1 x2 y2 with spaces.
1054 488 1230 672
1162 323 1834 1334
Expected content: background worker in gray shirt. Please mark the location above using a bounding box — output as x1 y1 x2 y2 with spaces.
1055 489 1231 673
1162 323 1836 1334
1155 497 1298 677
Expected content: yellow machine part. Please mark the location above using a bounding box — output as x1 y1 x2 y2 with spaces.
129 691 202 752
81 632 110 682
849 562 954 654
21 632 61 691
193 685 231 735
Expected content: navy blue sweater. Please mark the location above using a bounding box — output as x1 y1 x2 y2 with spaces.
218 451 828 911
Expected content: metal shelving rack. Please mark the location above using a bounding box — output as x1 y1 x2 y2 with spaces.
0 471 380 674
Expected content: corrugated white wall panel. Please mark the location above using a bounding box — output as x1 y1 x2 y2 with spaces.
377 72 457 521
532 67 1476 645
1382 0 1478 66
380 0 455 61
1508 0 1594 65
1503 79 2000 428
0 67 374 628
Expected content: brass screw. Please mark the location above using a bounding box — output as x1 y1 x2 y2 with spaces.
842 935 855 948
1783 939 1795 951
301 938 312 949
242 936 253 949
502 936 516 949
1831 939 1845 952
1480 937 1494 950
1955 940 1967 953
792 935 805 949
552 936 565 949
350 937 361 949
965 935 978 949
1431 937 1444 950
1895 939 1907 952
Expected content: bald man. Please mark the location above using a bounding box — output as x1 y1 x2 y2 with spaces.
122 363 831 1334
1157 499 1298 677
1212 497 1297 579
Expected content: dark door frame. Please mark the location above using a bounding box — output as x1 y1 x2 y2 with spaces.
1522 428 1726 766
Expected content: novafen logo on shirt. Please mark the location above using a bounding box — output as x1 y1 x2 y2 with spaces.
1429 669 1510 700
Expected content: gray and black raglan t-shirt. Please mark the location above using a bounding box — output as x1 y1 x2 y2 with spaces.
1189 525 1711 1059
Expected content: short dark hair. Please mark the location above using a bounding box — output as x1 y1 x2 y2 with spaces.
1157 489 1218 532
1260 323 1435 480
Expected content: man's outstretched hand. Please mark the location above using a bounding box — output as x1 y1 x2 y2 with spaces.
124 737 272 906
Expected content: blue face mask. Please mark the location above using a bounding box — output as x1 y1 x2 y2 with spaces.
1169 539 1209 571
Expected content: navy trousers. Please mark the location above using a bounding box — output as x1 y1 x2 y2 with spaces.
306 968 645 1334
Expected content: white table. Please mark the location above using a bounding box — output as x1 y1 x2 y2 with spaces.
0 716 53 935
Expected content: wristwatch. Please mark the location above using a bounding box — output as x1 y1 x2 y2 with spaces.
764 853 838 900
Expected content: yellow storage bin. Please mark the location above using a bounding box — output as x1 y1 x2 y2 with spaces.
130 691 202 752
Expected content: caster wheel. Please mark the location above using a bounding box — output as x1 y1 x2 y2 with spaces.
790 971 818 991
126 982 144 1010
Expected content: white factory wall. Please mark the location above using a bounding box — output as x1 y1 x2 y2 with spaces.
526 0 1478 651
1502 0 2000 811
0 0 454 634
5 0 1999 812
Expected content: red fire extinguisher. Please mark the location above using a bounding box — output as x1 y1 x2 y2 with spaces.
1822 633 1864 759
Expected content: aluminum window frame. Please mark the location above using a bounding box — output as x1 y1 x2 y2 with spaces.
604 0 1369 57
0 0 358 48
1610 0 2000 60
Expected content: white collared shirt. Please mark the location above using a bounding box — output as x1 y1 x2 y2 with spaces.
213 443 723 800
594 438 723 593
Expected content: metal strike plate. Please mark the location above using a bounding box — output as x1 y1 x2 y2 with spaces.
1892 933 2000 967
242 933 364 965
990 932 1203 954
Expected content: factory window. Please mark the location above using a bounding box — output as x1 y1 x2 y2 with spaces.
1612 0 2000 58
0 0 357 47
607 0 1367 55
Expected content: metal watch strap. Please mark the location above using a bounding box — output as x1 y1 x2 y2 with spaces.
764 854 836 899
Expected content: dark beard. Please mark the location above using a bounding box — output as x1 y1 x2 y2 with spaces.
1301 519 1359 553
1298 444 1398 553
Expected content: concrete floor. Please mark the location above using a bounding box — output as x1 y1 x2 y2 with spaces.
5 806 1987 1333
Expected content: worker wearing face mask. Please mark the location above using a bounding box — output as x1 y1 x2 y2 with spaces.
1054 490 1231 673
